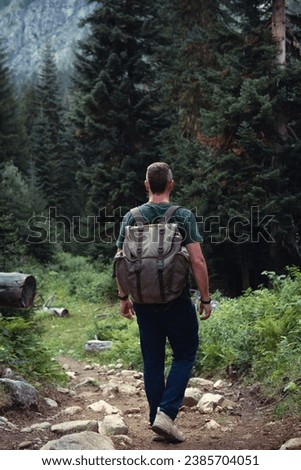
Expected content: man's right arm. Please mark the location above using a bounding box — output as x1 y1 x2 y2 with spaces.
115 211 135 320
186 242 212 320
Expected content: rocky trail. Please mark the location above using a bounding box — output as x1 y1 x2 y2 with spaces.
0 355 301 451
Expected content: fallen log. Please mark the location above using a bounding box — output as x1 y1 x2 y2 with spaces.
0 273 36 308
42 307 70 317
42 293 70 317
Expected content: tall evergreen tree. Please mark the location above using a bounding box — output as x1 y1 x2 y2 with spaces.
29 44 79 221
0 162 49 267
0 39 25 170
162 1 301 294
71 0 167 256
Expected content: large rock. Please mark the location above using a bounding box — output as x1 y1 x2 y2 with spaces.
0 378 38 408
40 431 115 450
280 437 301 450
51 420 98 434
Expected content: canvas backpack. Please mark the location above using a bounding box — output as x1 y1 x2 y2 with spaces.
114 205 190 304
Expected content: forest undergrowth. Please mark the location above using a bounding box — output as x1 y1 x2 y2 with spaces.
1 252 301 418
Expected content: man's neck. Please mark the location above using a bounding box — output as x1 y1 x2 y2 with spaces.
148 193 170 204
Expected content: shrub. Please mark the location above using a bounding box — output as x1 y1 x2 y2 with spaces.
0 313 66 385
197 267 301 415
90 309 143 370
49 252 116 303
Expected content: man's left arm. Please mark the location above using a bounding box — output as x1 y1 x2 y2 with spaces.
186 242 212 320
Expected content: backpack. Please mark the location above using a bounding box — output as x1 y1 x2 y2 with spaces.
114 205 190 304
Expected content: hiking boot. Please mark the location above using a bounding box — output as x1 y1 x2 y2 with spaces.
151 410 185 443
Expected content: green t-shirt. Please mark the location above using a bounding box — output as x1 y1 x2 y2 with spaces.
116 202 203 249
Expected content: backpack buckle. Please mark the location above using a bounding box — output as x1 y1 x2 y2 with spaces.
135 260 142 271
157 260 164 270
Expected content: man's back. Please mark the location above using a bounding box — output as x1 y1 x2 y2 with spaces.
116 202 202 249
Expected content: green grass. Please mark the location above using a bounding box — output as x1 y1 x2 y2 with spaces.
27 252 142 368
35 300 104 360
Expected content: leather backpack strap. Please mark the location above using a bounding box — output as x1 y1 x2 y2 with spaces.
164 205 180 223
130 207 147 225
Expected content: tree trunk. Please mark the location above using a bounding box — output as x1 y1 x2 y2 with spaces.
0 273 36 308
272 0 288 138
272 0 286 66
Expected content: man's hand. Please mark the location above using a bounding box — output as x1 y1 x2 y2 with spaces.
199 302 212 320
120 298 135 320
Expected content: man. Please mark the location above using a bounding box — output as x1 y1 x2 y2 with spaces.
115 162 211 443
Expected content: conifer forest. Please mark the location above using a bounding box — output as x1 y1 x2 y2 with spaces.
1 0 301 297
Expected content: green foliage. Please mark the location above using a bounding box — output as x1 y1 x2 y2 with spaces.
91 309 143 370
1 0 301 417
0 40 25 168
44 252 117 303
8 253 301 416
3 0 299 296
160 1 301 295
72 0 167 229
31 44 77 214
0 162 52 267
198 267 301 415
2 252 118 366
0 314 66 385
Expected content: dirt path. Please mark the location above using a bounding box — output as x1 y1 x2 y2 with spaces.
0 356 300 450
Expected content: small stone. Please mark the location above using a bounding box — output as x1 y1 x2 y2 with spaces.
63 406 83 416
197 393 224 414
124 407 141 415
44 397 58 408
203 419 221 430
99 415 128 436
84 340 112 353
88 400 121 415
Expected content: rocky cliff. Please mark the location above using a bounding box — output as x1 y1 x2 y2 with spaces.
0 0 96 84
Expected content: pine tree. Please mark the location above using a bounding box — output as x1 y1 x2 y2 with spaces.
0 39 25 170
69 0 169 257
30 45 64 208
0 162 50 267
71 0 167 257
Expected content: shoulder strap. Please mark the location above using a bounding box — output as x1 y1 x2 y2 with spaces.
164 205 180 223
130 205 180 225
130 207 147 225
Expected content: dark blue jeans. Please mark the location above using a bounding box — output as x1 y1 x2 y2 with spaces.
134 297 199 425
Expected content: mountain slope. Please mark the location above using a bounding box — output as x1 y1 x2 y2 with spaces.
0 0 96 84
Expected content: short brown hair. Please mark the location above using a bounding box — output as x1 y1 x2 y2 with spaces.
146 162 173 194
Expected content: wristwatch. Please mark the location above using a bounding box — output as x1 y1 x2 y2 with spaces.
200 297 211 304
117 293 129 301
